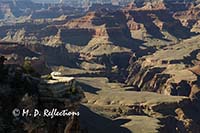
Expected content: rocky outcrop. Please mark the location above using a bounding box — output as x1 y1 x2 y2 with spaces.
0 0 198 63
123 1 197 42
173 3 200 33
0 0 198 47
0 1 85 20
126 35 200 97
77 77 200 133
0 59 85 133
0 42 39 63
0 42 50 74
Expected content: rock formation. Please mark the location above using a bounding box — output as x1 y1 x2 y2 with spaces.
0 59 85 133
77 77 200 133
0 0 200 132
126 35 200 99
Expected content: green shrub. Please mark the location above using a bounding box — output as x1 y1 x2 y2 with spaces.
23 60 35 74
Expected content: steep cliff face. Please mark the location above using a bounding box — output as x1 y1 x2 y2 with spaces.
0 60 85 133
0 1 84 20
0 0 198 74
123 1 196 42
125 1 200 97
0 42 51 74
64 10 135 47
173 3 200 32
0 1 198 52
0 1 40 19
78 77 200 133
1 1 200 132
0 0 198 47
126 35 200 98
61 10 137 75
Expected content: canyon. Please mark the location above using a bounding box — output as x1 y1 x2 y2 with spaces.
1 0 200 133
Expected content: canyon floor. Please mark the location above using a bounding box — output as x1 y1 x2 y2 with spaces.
1 0 200 133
